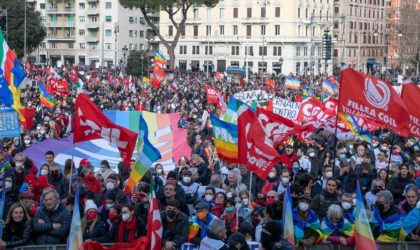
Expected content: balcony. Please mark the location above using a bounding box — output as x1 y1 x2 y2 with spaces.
46 35 75 41
85 22 100 29
185 19 202 25
241 17 269 24
45 22 75 28
86 0 98 2
86 36 99 43
45 7 75 14
85 8 99 15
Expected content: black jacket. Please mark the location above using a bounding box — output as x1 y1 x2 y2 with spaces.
3 219 32 247
161 211 189 248
33 203 71 244
389 173 413 204
311 190 341 220
83 219 108 242
48 174 69 199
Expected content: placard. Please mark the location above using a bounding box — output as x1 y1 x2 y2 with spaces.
0 106 20 138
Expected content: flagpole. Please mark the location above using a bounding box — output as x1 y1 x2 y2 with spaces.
68 144 75 194
332 70 344 176
236 164 240 230
385 133 395 187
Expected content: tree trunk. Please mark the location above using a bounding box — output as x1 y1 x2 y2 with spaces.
167 47 176 70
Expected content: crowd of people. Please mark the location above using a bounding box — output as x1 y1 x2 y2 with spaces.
0 64 420 250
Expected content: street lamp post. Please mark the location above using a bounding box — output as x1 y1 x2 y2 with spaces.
122 45 128 68
279 57 284 74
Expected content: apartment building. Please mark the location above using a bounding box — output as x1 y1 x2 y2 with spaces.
34 0 152 67
333 0 388 72
158 0 334 75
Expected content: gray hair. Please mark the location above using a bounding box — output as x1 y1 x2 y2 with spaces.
327 204 343 222
376 190 394 204
209 219 226 235
14 152 25 161
371 178 384 189
228 170 242 183
210 174 223 187
341 193 353 200
42 188 60 202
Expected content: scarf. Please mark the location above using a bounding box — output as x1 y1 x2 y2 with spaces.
117 214 137 243
292 208 321 244
320 218 354 240
372 208 401 242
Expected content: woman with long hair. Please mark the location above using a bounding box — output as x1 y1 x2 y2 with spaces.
0 203 32 248
116 204 146 243
81 200 108 242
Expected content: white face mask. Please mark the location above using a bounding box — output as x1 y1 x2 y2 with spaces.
342 202 352 210
15 162 23 168
122 213 131 221
226 192 233 199
299 202 309 212
41 169 48 176
205 194 214 202
24 139 31 145
309 152 315 157
268 172 276 179
156 169 163 174
105 203 113 209
281 177 290 184
106 182 115 191
182 176 191 183
5 181 12 189
235 203 242 209
242 198 249 206
416 201 420 209
325 171 333 178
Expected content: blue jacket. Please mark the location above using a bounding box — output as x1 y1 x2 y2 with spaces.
33 203 71 244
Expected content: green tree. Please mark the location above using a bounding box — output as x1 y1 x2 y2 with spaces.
126 50 148 77
119 0 218 70
0 0 46 59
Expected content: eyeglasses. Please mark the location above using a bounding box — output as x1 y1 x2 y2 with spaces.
205 193 213 195
374 186 383 189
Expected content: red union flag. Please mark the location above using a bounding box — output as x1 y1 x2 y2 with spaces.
74 93 138 165
297 97 324 123
338 68 410 137
238 105 281 179
401 82 420 138
205 85 226 111
323 97 338 116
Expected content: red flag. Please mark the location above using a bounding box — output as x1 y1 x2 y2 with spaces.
215 71 222 81
297 97 324 123
46 77 69 96
153 63 166 78
205 85 226 111
338 67 409 136
84 237 148 250
74 93 138 165
150 77 160 89
257 108 314 148
401 82 420 138
25 60 31 74
238 105 281 179
323 96 338 116
147 183 162 250
19 107 35 130
265 79 275 89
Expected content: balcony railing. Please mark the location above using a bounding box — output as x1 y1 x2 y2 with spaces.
45 8 75 13
85 36 99 43
85 22 100 29
45 22 75 27
46 35 75 40
85 8 99 15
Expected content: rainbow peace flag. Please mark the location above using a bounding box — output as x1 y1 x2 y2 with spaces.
223 96 240 124
322 79 337 96
284 77 301 90
355 181 377 250
210 113 238 163
125 113 161 193
154 50 167 64
339 114 373 143
282 186 295 247
0 29 26 121
320 217 354 241
67 183 83 250
400 206 420 240
38 82 54 108
293 208 321 245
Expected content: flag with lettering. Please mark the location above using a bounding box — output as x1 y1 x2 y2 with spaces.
401 81 420 138
338 67 409 136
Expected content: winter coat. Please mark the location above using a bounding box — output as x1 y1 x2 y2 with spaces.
33 203 71 244
3 219 32 247
161 210 189 248
83 219 108 242
389 173 414 204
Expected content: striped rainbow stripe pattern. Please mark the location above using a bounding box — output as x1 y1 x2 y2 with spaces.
66 183 83 250
154 50 167 64
125 113 161 193
210 113 238 163
38 82 54 108
282 186 295 247
355 181 377 250
284 76 301 90
322 79 337 96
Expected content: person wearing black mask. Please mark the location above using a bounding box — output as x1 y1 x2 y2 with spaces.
161 199 189 250
365 178 385 211
48 163 69 200
371 190 401 242
260 221 294 250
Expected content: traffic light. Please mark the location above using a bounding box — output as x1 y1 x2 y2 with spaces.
322 30 332 60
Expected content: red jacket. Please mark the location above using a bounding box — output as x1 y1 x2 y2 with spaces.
280 153 299 170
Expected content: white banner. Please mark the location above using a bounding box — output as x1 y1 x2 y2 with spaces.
272 97 301 120
233 90 272 105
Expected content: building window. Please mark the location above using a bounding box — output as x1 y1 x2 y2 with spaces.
129 17 134 24
169 26 173 36
140 31 144 37
193 25 198 36
105 16 112 22
179 45 187 54
247 8 252 18
50 42 56 49
129 30 133 37
206 7 211 19
206 25 211 36
275 7 280 17
40 3 46 9
304 47 308 56
79 29 85 36
259 46 267 56
231 46 239 55
220 8 224 18
296 47 301 56
246 25 251 37
233 8 238 18
180 26 185 36
220 25 224 35
205 46 213 55
261 7 266 18
91 44 97 50
193 8 199 19
275 25 280 35
260 25 266 35
79 16 85 23
192 46 200 55
298 7 301 18
273 46 282 56
105 2 112 9
68 43 73 49
233 25 238 35
105 29 112 37
134 30 137 37
106 43 112 50
78 3 84 9
248 46 254 56
80 43 85 49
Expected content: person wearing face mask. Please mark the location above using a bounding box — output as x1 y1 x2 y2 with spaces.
397 185 418 216
371 190 401 242
201 187 216 207
199 219 229 250
311 178 341 221
340 193 356 224
100 175 128 205
155 163 166 184
161 199 189 250
314 165 334 194
400 200 420 241
115 204 146 243
188 201 217 245
257 167 280 205
82 199 108 242
365 178 385 211
293 194 321 247
320 204 355 246
277 169 291 196
390 164 414 204
98 192 117 221
236 191 254 226
178 169 199 214
46 163 69 200
307 148 322 179
99 160 115 181
336 159 357 194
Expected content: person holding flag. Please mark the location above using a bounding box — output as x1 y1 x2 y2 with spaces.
293 194 321 247
320 204 355 245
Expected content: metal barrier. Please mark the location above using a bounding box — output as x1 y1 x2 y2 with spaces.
10 242 420 250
